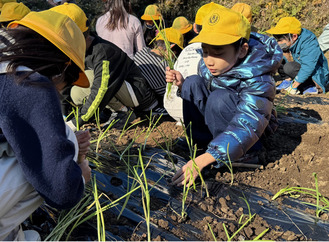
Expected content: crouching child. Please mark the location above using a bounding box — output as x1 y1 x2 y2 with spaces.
166 7 282 186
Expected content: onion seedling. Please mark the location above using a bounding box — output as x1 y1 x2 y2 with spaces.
152 127 177 172
64 102 80 131
239 192 252 220
118 110 146 141
132 147 152 241
208 223 217 241
272 172 329 218
90 108 118 153
142 111 163 150
151 17 177 99
253 228 270 241
92 175 106 241
45 178 141 241
44 193 93 241
181 121 209 197
216 143 234 185
223 214 256 241
181 168 193 219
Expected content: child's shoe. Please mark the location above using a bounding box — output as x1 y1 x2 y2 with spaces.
303 86 318 95
12 226 41 241
276 80 292 90
285 85 300 95
151 106 169 115
23 230 41 241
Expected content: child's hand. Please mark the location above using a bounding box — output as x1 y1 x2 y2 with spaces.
171 159 200 187
75 130 91 157
78 158 91 183
166 67 184 90
171 153 215 187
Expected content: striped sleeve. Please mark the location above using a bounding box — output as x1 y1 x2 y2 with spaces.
134 47 168 97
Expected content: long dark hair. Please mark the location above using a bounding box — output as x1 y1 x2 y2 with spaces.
0 27 80 86
104 0 132 31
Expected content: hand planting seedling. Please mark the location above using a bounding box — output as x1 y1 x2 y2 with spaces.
151 18 179 99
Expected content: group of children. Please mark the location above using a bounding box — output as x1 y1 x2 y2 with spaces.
0 0 328 239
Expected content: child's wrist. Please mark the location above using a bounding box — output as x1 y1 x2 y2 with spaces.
290 82 297 90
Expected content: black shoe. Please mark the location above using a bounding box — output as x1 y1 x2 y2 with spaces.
104 110 136 129
99 108 113 123
135 105 168 118
151 106 168 115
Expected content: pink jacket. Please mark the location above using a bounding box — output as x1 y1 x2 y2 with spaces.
96 12 146 59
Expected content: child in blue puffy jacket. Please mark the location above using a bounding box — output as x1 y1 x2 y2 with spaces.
166 7 282 186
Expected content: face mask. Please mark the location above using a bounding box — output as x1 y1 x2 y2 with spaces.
145 23 155 30
278 34 294 52
279 43 290 52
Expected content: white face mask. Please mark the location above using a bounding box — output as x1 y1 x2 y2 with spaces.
278 34 293 52
145 23 155 30
279 43 290 52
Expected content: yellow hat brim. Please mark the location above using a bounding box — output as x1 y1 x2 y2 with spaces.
74 71 89 88
265 27 288 35
175 43 184 49
180 24 192 34
152 36 184 50
0 16 12 22
141 14 161 21
189 31 241 46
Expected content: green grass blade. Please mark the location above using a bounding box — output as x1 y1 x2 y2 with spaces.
253 228 269 241
208 223 217 241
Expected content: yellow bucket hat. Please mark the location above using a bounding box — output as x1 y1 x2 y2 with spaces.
0 0 16 11
141 4 161 21
190 8 251 45
172 16 192 34
231 3 252 23
0 2 30 22
155 27 184 49
266 17 302 35
194 2 224 25
8 11 89 88
50 2 88 33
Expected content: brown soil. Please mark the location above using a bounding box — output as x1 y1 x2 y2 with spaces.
97 92 329 199
31 92 329 241
234 92 329 197
78 91 329 241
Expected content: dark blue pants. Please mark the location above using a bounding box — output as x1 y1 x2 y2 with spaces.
282 61 320 91
181 75 239 147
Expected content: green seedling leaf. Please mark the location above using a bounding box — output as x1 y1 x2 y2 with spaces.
208 223 217 241
150 16 177 99
240 192 252 220
253 228 270 241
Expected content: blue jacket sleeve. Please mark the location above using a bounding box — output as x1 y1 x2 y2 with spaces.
0 72 84 209
294 35 322 84
206 76 275 165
